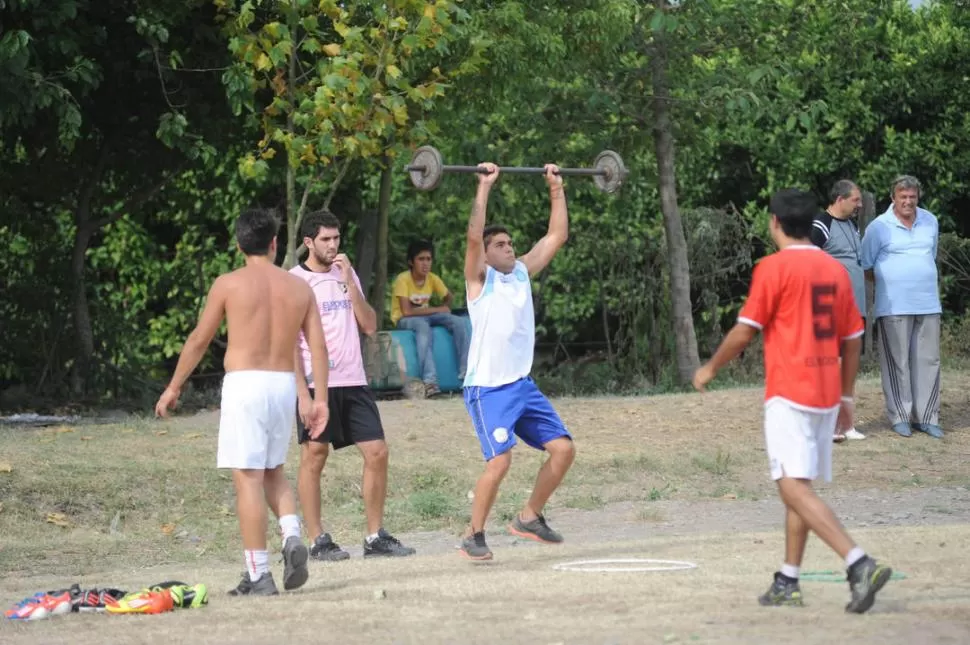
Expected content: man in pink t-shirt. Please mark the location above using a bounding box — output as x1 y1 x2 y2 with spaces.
290 210 415 560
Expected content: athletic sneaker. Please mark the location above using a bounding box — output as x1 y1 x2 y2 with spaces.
846 556 893 614
228 572 279 597
460 532 493 561
310 533 351 561
363 529 416 557
508 514 563 544
5 588 75 621
282 535 310 590
150 583 208 609
174 584 207 608
758 572 804 607
105 589 174 615
913 423 944 439
73 588 126 612
891 422 913 437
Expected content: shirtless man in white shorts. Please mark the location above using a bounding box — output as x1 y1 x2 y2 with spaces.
155 207 330 597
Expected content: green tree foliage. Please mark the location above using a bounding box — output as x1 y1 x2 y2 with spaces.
0 0 240 398
217 0 478 266
3 0 970 407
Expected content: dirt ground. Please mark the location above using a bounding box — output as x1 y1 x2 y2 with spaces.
1 373 969 644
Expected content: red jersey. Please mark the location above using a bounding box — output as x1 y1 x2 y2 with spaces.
738 245 864 411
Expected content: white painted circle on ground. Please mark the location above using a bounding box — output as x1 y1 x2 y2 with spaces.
552 558 698 573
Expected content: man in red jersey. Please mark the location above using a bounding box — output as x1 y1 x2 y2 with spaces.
693 188 893 614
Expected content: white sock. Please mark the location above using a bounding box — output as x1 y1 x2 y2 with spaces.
278 514 301 541
845 546 866 568
780 563 800 580
244 549 270 580
366 531 381 544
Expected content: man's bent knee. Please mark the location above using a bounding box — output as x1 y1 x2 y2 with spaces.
300 441 329 473
544 437 575 462
484 451 512 478
264 464 286 480
358 439 389 467
776 476 814 503
398 317 430 333
233 468 265 482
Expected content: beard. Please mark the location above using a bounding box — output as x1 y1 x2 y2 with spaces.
313 249 334 268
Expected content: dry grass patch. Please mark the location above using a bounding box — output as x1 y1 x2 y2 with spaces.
0 371 968 580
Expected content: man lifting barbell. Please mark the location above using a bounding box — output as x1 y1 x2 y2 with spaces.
458 160 576 561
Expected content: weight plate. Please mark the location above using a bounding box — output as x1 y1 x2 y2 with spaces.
408 146 443 191
593 150 628 194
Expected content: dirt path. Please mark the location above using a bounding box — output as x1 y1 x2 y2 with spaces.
3 518 968 645
373 484 970 560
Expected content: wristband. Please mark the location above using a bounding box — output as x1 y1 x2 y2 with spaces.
841 396 854 403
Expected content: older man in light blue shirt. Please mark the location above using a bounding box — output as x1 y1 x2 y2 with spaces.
861 175 943 438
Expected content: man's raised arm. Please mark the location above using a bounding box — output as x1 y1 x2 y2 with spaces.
521 164 568 276
465 163 499 301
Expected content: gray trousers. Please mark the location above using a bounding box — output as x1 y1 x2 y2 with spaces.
876 314 941 427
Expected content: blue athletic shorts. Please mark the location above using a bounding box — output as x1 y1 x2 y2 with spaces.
463 377 571 461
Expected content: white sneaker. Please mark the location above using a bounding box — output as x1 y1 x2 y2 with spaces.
844 428 866 440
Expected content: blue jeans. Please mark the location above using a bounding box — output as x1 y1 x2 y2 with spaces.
397 313 470 384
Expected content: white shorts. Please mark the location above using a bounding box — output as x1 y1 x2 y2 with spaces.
217 370 297 470
764 399 837 483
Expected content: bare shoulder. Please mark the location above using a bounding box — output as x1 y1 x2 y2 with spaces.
209 271 236 292
282 269 314 302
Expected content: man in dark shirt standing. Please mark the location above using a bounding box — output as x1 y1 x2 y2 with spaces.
812 179 866 441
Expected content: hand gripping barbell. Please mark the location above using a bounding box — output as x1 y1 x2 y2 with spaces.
405 146 629 194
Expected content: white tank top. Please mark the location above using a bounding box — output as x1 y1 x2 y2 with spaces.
463 260 535 388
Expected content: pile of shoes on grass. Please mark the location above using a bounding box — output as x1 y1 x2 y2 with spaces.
4 580 208 620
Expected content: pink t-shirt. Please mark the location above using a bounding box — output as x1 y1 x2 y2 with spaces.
289 263 368 388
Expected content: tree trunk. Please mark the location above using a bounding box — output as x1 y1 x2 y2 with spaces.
283 26 299 269
650 0 701 385
355 205 379 302
69 139 112 395
284 162 298 268
596 258 614 365
371 156 393 329
70 222 96 395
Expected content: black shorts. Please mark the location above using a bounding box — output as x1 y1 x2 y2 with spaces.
296 386 385 450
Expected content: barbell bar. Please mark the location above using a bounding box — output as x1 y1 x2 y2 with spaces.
405 145 629 194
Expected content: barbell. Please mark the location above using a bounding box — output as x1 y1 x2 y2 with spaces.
405 146 629 194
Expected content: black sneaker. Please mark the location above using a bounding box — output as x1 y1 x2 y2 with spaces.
310 533 351 562
363 528 416 558
508 513 563 544
460 531 493 561
281 536 309 591
758 572 804 607
846 556 892 614
228 572 279 597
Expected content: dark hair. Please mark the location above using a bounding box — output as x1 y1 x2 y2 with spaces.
483 225 510 249
407 239 434 265
769 188 817 239
828 179 858 206
235 208 280 256
300 209 341 241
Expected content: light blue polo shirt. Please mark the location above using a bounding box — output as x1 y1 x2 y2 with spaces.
860 206 941 319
